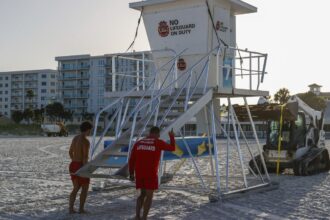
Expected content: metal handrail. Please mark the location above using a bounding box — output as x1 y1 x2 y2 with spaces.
89 50 185 158
155 47 220 128
216 45 267 91
185 56 210 110
115 57 177 133
125 47 219 153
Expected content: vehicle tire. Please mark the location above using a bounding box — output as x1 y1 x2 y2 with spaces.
321 149 330 171
65 132 69 137
293 161 303 176
47 133 51 137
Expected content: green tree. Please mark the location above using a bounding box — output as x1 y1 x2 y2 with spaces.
26 89 35 101
298 92 327 111
11 110 24 124
274 88 290 104
23 108 34 124
33 108 44 124
61 110 74 122
46 102 65 121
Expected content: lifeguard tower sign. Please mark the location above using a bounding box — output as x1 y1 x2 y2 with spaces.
158 19 196 37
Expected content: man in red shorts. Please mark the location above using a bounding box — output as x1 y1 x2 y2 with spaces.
68 121 93 214
129 126 175 220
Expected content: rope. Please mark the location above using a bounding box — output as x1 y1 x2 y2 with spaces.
126 7 144 52
276 105 284 175
205 0 228 47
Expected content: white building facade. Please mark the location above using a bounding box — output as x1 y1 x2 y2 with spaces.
0 69 58 118
55 51 155 120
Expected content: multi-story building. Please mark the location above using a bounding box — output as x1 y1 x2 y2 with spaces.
0 69 58 118
308 84 330 101
307 84 330 134
55 51 155 120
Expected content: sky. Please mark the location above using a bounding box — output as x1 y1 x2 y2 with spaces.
0 0 330 97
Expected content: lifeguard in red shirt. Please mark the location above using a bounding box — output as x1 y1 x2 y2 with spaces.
129 126 175 220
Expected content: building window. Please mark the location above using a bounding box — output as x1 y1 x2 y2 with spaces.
0 84 2 87
41 97 45 101
51 74 56 79
42 82 47 86
0 77 2 80
51 82 56 86
0 91 2 95
50 89 55 94
41 74 47 78
5 77 8 80
5 98 8 101
4 91 8 94
5 83 8 87
5 105 8 108
41 89 47 93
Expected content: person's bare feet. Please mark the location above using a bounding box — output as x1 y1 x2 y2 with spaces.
69 209 77 214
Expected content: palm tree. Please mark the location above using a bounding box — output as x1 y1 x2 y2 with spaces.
26 89 35 102
274 88 290 105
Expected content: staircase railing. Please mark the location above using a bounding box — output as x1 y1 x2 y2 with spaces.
91 45 220 161
125 46 221 156
90 49 185 158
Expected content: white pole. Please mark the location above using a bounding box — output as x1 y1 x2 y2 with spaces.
112 56 116 92
210 101 221 195
226 102 230 191
136 60 140 91
204 107 215 176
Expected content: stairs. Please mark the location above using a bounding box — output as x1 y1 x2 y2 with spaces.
76 89 213 178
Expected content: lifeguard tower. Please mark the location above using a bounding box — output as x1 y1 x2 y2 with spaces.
77 0 274 200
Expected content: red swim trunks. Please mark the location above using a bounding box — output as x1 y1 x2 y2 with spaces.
135 177 158 190
69 161 90 186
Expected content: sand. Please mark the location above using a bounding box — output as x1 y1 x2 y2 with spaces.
0 137 329 220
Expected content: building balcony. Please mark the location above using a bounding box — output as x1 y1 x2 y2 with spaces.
12 86 23 90
11 105 23 110
25 99 38 103
25 85 38 89
25 77 38 82
77 65 90 70
11 93 23 97
64 105 88 109
104 63 112 68
12 82 23 86
59 75 89 80
11 101 22 105
59 65 90 71
12 77 23 81
78 85 89 89
62 85 76 89
63 94 88 99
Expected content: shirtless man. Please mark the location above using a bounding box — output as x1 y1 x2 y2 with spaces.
68 121 93 214
129 127 175 220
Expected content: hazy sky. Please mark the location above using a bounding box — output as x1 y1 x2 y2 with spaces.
1 0 329 96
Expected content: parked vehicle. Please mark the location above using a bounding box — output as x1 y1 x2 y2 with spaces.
41 122 68 137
